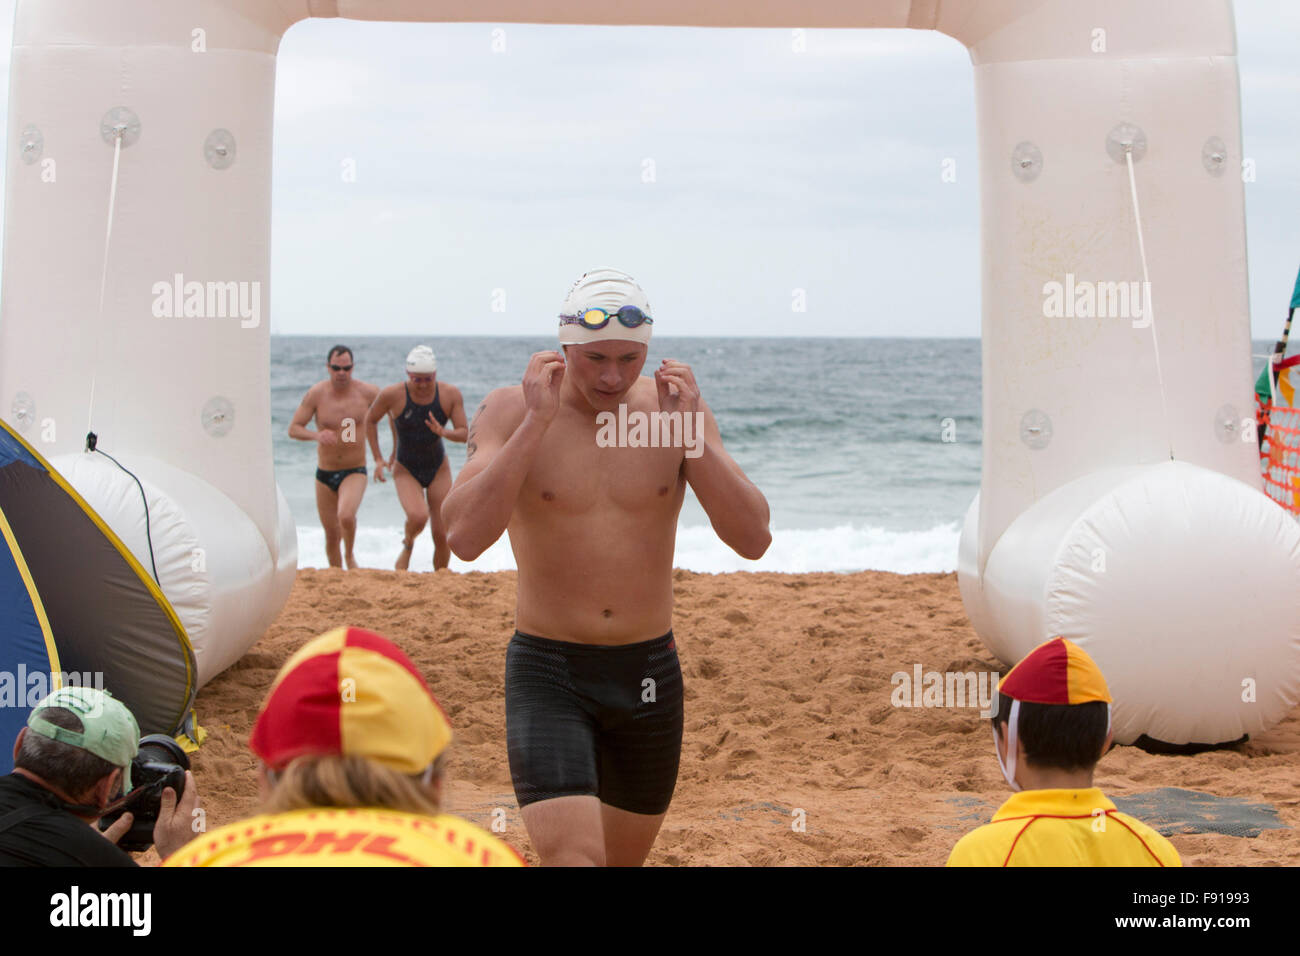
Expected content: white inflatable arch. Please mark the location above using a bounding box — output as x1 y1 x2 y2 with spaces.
2 0 1297 745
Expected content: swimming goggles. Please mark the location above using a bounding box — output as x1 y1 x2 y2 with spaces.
559 305 653 330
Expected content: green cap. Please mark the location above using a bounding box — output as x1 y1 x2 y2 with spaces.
26 687 140 792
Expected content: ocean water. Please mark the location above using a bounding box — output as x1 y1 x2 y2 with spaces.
272 335 985 573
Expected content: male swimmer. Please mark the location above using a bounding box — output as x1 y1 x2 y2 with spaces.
288 344 383 569
442 268 771 866
366 346 468 571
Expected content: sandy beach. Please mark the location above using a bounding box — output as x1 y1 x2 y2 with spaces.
183 568 1300 866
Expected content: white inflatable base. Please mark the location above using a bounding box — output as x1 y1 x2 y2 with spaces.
959 461 1300 745
52 453 296 688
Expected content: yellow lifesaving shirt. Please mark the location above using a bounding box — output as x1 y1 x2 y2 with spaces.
162 807 526 867
946 788 1181 867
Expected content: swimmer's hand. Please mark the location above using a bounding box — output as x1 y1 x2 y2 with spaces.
523 350 565 423
425 413 446 437
655 359 701 416
374 461 388 483
153 770 200 860
317 428 339 447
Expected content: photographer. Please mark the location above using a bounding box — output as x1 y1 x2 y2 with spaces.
0 687 199 866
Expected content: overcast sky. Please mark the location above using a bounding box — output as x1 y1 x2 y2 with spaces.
0 1 1295 338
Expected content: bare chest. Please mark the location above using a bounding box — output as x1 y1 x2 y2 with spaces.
520 415 686 516
315 388 372 431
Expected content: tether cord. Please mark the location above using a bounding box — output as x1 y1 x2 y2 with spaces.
89 446 161 586
1125 146 1175 461
84 128 160 584
88 128 124 434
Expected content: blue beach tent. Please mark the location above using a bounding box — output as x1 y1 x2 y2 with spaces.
0 418 195 771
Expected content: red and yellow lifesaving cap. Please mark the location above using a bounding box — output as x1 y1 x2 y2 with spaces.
250 627 453 775
998 636 1112 705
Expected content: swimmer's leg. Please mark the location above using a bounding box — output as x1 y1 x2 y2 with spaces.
426 458 453 571
595 633 682 865
314 478 343 568
520 796 606 867
507 632 603 864
337 471 367 570
392 463 428 571
600 804 668 867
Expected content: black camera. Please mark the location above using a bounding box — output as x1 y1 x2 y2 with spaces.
97 734 190 852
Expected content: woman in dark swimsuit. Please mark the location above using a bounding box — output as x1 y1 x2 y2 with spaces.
364 346 469 570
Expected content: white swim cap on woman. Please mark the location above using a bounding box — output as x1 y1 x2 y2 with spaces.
405 346 437 374
558 268 654 346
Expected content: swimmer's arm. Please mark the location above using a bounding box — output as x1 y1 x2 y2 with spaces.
439 385 470 443
365 387 397 463
288 388 323 442
683 400 771 560
443 390 540 560
378 385 397 460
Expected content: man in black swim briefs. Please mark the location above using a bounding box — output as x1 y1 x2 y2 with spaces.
289 345 384 569
365 345 468 571
443 268 771 865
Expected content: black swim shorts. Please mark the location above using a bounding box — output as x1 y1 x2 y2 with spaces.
505 630 684 816
315 465 367 493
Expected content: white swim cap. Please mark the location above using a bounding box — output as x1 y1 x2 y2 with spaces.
405 346 437 374
558 268 654 346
